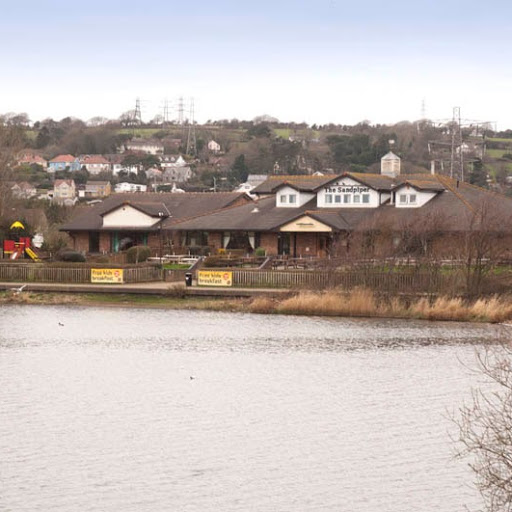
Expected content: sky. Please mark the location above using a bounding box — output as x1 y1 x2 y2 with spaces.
2 0 512 128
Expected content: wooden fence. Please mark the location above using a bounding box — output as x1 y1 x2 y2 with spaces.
0 264 162 283
230 269 459 293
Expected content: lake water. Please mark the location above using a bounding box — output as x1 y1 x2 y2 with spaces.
0 305 507 512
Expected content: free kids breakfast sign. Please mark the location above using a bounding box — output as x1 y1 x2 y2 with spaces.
91 268 124 284
197 270 233 287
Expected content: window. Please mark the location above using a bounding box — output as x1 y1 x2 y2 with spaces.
280 194 287 204
343 194 351 204
362 194 370 204
289 194 297 204
398 193 418 205
334 195 342 204
353 195 361 204
325 194 333 204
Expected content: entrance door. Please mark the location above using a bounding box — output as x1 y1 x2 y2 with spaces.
278 233 297 256
89 232 100 252
278 233 290 255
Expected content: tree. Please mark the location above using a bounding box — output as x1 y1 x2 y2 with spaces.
455 344 512 512
35 126 52 148
458 198 512 297
0 123 26 219
469 159 488 188
229 154 249 184
247 123 272 138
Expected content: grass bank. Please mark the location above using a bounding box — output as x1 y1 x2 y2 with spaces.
0 291 245 312
2 288 512 323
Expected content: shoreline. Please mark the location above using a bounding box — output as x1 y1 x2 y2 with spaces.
2 288 512 324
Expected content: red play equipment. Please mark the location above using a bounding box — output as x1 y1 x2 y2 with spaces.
2 221 41 261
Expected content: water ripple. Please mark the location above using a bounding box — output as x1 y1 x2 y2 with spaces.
0 305 495 511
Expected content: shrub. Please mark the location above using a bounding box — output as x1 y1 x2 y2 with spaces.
57 250 86 263
126 245 151 264
203 256 228 268
254 247 266 257
200 246 211 256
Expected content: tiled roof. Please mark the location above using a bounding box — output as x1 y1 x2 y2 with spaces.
54 179 75 187
50 154 76 163
170 174 512 233
61 192 251 232
80 155 110 164
252 175 339 194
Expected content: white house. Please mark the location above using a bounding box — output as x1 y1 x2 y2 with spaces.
160 155 187 169
79 155 111 175
208 140 221 153
114 182 148 193
162 166 193 183
11 182 37 199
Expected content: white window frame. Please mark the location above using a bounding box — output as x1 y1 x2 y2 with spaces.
288 194 297 204
362 194 370 204
353 195 361 204
325 194 333 204
343 194 351 204
280 194 287 204
334 195 341 204
399 194 407 204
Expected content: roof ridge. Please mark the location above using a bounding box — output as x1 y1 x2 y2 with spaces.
111 191 243 197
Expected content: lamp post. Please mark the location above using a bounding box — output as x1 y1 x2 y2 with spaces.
158 212 164 262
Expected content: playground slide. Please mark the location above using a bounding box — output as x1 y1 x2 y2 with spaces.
25 247 41 262
10 250 19 260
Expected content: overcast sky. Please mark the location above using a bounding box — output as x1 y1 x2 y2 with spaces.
2 0 511 128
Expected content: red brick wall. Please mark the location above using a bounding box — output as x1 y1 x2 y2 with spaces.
72 232 89 252
147 232 161 250
295 233 318 257
260 232 278 255
208 232 222 252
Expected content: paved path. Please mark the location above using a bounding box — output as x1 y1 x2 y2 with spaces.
0 281 289 298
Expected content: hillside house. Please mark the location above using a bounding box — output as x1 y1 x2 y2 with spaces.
80 155 111 175
48 154 81 172
105 154 139 176
11 182 37 199
208 140 221 153
114 182 148 193
162 166 193 183
160 155 187 169
53 179 77 205
17 154 47 169
83 181 111 198
235 174 268 193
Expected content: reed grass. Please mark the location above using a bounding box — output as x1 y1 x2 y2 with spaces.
253 288 512 323
248 297 277 314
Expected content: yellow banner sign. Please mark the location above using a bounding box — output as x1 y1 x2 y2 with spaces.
198 270 233 287
91 268 124 284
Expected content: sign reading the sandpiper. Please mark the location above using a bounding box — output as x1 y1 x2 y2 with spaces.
198 270 233 287
91 268 124 284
